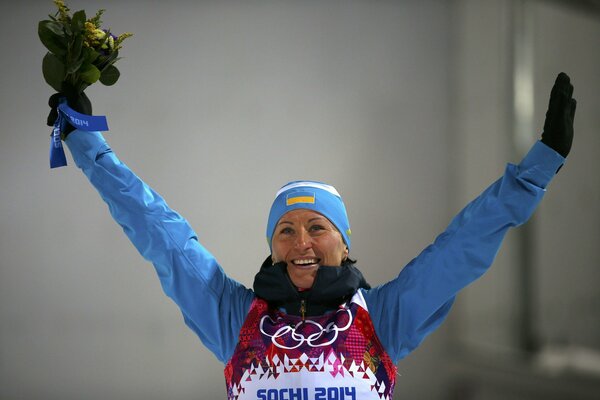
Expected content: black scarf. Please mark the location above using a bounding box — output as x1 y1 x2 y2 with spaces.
253 257 371 317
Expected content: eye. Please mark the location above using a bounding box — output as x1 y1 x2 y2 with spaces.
279 226 294 235
309 224 325 232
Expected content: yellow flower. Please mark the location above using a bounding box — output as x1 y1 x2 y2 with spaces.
53 0 70 22
88 9 105 28
115 32 133 50
85 21 96 32
92 28 105 40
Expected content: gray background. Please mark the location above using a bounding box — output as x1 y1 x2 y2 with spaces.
1 0 599 399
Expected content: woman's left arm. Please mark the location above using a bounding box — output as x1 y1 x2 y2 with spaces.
362 73 576 363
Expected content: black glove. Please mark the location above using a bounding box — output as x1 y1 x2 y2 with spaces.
46 83 93 139
541 72 577 158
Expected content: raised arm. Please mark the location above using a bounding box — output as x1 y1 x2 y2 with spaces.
48 93 255 363
362 73 576 363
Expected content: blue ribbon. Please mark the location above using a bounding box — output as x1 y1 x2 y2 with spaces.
49 112 68 168
49 99 109 169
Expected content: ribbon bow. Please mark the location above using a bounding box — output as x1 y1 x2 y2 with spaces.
49 99 109 168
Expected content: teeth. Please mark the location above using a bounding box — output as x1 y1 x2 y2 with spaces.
294 259 317 265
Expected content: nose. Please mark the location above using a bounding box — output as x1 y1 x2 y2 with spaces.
294 228 312 250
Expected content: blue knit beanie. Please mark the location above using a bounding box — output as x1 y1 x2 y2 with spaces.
266 181 351 251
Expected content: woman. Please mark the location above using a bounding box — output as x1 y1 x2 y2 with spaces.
47 73 576 399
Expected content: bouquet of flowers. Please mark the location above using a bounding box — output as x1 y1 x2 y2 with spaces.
38 0 132 94
40 0 131 168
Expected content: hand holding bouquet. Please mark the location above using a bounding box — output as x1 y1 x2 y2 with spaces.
39 0 131 168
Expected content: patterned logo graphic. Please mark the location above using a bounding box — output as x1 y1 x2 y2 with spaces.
259 308 352 349
230 351 392 400
225 293 397 400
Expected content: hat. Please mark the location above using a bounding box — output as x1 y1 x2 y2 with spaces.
266 181 351 251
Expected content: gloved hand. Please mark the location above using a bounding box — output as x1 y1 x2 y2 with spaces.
46 83 93 138
541 72 577 158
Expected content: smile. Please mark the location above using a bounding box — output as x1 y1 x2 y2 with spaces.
291 258 320 268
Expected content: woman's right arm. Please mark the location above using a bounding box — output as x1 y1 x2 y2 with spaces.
65 130 254 363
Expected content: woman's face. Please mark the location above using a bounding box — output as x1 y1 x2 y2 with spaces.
271 209 349 289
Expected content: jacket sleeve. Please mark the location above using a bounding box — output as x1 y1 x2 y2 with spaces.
361 141 565 363
65 130 255 364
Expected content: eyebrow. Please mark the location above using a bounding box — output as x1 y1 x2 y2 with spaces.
276 217 326 226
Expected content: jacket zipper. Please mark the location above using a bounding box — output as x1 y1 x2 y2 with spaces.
300 299 306 321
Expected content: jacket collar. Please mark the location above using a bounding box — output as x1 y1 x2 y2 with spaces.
252 256 370 317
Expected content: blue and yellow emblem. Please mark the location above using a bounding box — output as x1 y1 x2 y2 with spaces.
286 191 316 206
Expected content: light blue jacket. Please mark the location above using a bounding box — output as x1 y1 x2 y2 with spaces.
65 131 564 364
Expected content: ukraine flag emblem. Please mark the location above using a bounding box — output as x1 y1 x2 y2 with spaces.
286 191 316 206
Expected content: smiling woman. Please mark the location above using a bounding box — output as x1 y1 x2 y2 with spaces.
45 73 576 399
268 181 351 289
271 208 349 289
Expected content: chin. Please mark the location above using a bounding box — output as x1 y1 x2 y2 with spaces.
289 274 316 289
296 281 314 289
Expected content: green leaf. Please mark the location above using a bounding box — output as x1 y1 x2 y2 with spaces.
79 63 101 84
63 23 72 38
42 20 64 36
96 50 119 70
84 47 99 64
66 36 85 73
74 36 84 58
42 52 65 92
38 20 67 55
67 55 85 74
71 10 86 33
99 65 120 85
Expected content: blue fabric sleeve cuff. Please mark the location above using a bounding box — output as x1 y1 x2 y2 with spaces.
64 130 109 168
516 140 565 189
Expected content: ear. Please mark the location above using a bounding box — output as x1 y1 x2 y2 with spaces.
342 247 349 261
